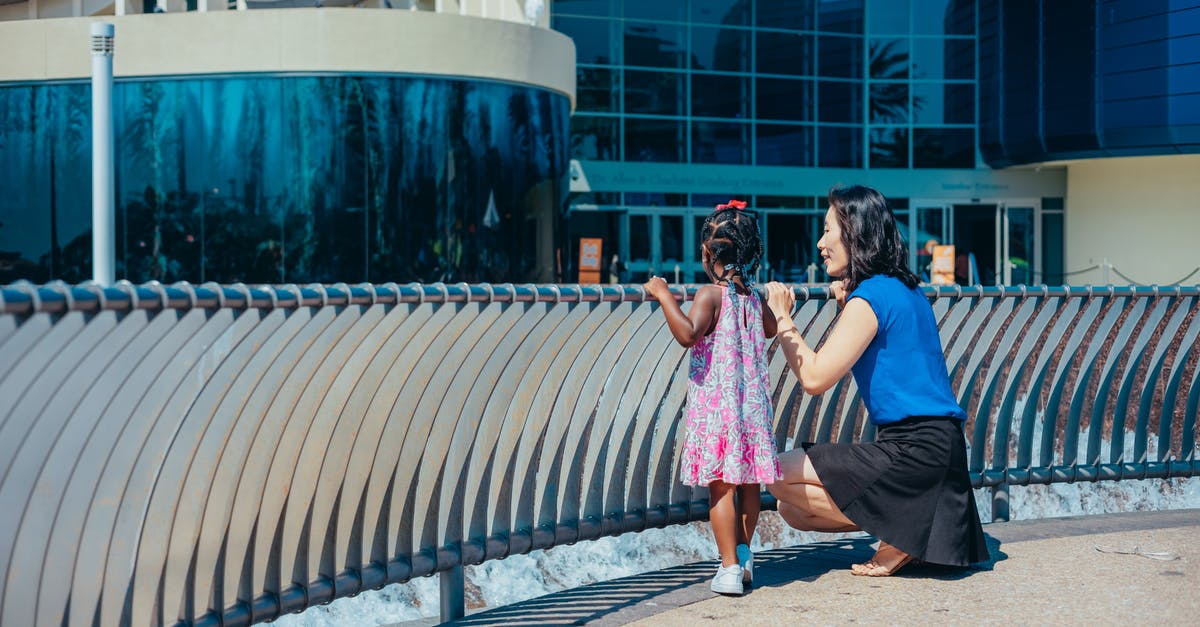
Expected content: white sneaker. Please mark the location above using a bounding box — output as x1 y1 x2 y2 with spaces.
710 564 744 595
736 544 754 585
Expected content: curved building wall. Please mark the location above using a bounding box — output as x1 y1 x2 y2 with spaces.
0 9 575 284
979 0 1200 167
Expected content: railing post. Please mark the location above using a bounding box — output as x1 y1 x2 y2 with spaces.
440 566 465 622
991 483 1011 523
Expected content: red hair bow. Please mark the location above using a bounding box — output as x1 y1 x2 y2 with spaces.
716 199 747 211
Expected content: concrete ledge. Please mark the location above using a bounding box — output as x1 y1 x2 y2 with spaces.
0 8 575 104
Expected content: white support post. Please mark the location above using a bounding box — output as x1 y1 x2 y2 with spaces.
91 23 116 285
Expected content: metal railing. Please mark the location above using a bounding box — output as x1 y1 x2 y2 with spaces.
0 281 1196 625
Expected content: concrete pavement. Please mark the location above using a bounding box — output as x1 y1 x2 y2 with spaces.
443 509 1199 625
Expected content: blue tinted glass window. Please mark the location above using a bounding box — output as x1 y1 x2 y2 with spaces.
868 0 909 34
626 192 687 206
1041 212 1064 285
944 83 975 124
820 35 864 77
819 80 863 123
756 123 814 166
912 0 951 34
624 2 687 21
691 25 752 72
913 127 974 167
572 116 618 160
945 38 975 79
819 0 864 34
756 1 815 30
692 121 752 164
870 82 909 123
554 0 615 17
756 78 815 121
2 77 570 284
624 70 685 115
577 68 618 112
625 118 686 162
554 16 616 65
818 125 864 167
757 31 815 76
692 0 752 25
870 127 909 167
692 74 751 118
625 22 687 68
870 38 910 79
912 37 948 79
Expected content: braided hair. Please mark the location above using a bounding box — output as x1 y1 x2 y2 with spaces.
700 199 763 287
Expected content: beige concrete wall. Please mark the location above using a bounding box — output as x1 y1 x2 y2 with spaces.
1065 154 1200 285
0 8 574 104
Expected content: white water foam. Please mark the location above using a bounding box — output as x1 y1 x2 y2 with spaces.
268 427 1199 626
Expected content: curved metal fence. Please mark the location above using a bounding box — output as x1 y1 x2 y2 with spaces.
0 281 1196 626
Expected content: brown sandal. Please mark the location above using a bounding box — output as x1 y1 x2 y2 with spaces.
851 553 914 576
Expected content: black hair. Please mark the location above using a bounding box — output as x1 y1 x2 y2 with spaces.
828 185 920 294
700 200 763 287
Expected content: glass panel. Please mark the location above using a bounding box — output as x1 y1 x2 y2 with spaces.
756 195 816 209
912 37 961 80
869 127 909 168
1006 206 1035 285
553 16 615 65
818 125 864 167
1041 212 1064 285
692 121 751 164
554 0 615 17
819 80 863 123
629 214 651 260
624 70 685 115
692 74 751 118
766 213 826 282
625 118 686 162
624 2 687 21
870 38 910 79
868 0 909 34
756 78 815 121
692 0 752 25
756 124 814 166
945 38 976 79
1 77 570 284
625 22 687 69
756 32 815 76
660 215 684 264
819 35 864 78
912 0 952 35
626 192 688 206
755 1 815 31
913 127 974 168
577 67 618 112
915 205 946 278
945 82 975 124
951 204 997 285
691 25 752 72
571 116 619 160
818 0 864 34
870 82 909 123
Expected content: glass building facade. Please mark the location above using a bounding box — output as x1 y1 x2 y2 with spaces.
555 0 1066 286
0 76 569 284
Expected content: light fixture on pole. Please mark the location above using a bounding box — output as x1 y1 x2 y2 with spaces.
91 22 115 285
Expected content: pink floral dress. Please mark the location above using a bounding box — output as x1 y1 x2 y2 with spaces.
680 285 782 486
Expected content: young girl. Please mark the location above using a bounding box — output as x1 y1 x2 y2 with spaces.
642 199 782 596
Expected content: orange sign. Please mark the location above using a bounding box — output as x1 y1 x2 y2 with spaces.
579 237 603 284
931 244 956 285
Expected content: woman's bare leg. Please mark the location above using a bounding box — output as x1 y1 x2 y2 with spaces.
708 481 739 566
736 484 761 546
767 449 858 531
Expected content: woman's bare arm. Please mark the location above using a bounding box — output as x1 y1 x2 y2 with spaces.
764 282 877 394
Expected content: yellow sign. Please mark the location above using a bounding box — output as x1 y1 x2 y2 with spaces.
579 237 603 284
931 244 956 285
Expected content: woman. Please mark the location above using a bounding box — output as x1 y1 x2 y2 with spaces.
764 185 988 576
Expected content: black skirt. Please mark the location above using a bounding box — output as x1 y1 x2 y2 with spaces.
803 416 989 566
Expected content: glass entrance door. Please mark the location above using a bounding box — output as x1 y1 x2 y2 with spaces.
623 210 699 283
912 199 1041 285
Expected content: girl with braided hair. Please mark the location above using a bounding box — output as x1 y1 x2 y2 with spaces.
643 200 781 596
